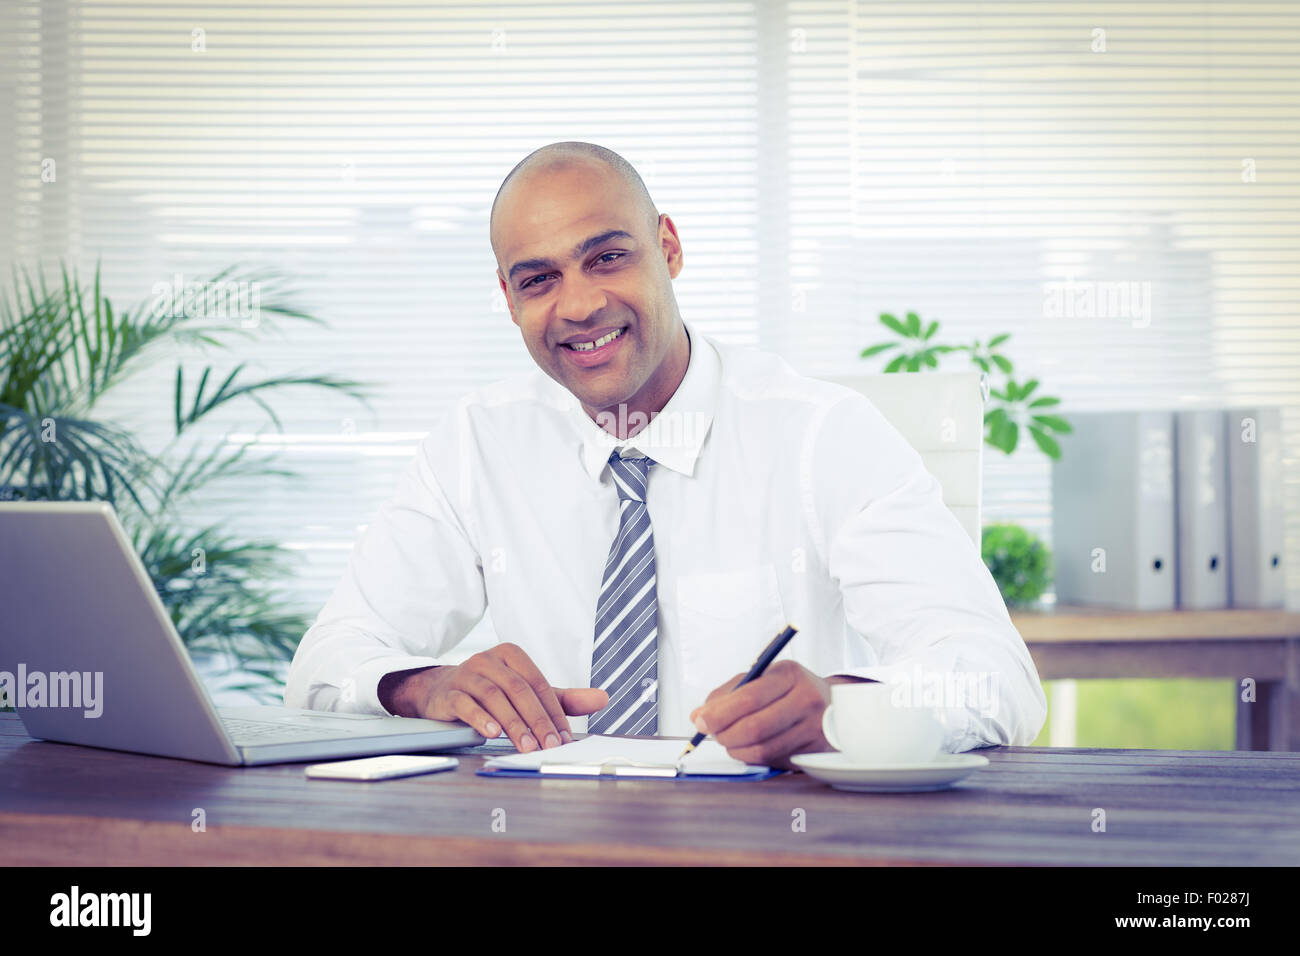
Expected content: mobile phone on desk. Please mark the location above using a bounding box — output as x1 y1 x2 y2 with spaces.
304 754 459 781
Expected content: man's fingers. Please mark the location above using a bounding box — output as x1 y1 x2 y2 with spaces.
698 672 748 710
445 687 502 739
474 656 562 751
557 687 609 716
453 669 532 744
724 720 821 769
497 644 574 743
695 671 790 736
693 673 753 721
690 673 748 728
712 693 804 751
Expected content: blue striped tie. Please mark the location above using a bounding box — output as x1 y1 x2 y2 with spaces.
588 449 659 736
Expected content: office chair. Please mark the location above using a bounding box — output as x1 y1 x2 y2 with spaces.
818 371 987 547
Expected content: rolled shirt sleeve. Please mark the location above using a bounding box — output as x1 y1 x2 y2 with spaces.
283 409 486 715
814 392 1048 752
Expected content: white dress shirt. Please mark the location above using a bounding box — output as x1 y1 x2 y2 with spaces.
284 318 1047 751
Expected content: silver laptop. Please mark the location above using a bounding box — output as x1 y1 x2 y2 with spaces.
0 501 483 765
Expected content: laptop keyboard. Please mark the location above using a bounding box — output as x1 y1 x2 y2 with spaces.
222 717 350 742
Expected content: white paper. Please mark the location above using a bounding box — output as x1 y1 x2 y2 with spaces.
482 735 767 775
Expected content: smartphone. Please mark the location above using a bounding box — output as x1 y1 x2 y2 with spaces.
304 754 459 781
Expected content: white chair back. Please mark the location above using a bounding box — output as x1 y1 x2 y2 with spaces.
818 371 986 545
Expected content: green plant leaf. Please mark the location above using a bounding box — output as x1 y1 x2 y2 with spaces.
175 364 365 434
986 415 1019 454
879 313 908 337
905 312 922 336
991 354 1013 374
173 366 183 435
923 320 938 340
884 354 907 373
1028 424 1062 458
988 333 1011 347
1028 396 1060 408
1020 378 1039 399
999 418 1020 453
1032 414 1072 433
859 342 896 357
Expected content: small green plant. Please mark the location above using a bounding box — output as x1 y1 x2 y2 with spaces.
860 311 1072 458
981 523 1053 607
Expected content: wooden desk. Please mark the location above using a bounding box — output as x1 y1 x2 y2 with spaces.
3 714 1298 866
1013 606 1300 752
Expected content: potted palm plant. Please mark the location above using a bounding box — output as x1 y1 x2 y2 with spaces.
0 263 367 699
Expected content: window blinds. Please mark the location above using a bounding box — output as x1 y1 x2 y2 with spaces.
3 0 1296 635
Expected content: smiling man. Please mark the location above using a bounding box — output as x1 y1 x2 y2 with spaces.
285 141 1047 769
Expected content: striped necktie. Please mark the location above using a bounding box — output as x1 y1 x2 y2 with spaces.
588 449 659 736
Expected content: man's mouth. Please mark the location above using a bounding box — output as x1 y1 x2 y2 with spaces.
562 327 627 351
558 325 629 368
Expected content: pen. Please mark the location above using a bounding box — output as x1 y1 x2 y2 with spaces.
677 624 799 761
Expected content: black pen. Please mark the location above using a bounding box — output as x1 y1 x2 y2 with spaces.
677 624 799 761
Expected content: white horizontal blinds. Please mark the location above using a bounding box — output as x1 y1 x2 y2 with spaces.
14 0 1298 618
780 1 1300 605
27 0 762 617
0 2 51 270
0 3 27 268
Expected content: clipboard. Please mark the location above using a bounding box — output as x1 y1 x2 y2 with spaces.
477 759 783 781
475 734 784 780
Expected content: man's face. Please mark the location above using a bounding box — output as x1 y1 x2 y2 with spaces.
493 160 684 417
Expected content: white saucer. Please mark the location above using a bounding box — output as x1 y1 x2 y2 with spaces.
789 752 989 792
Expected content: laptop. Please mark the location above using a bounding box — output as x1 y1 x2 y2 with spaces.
0 501 484 765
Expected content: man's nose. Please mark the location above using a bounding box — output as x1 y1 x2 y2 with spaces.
554 269 608 323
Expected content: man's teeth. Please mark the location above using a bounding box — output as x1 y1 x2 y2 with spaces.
567 328 625 351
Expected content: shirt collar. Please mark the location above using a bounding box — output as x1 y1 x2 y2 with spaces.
557 318 718 482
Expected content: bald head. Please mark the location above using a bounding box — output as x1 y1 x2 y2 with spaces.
489 141 659 257
488 140 687 429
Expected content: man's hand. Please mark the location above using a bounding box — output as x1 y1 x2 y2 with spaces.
687 661 870 770
379 643 608 752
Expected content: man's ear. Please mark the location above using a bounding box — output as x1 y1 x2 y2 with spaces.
497 271 518 326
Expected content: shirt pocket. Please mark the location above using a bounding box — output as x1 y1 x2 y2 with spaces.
675 563 788 708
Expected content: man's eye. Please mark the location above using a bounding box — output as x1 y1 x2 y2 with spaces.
521 255 621 289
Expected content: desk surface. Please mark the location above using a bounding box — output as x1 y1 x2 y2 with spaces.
3 715 1298 866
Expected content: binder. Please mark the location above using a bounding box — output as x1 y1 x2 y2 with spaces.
1051 411 1176 610
1226 406 1285 608
1174 410 1229 609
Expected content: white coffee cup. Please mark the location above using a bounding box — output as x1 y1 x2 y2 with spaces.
821 682 944 765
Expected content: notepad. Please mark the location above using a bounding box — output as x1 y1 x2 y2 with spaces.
481 735 769 777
